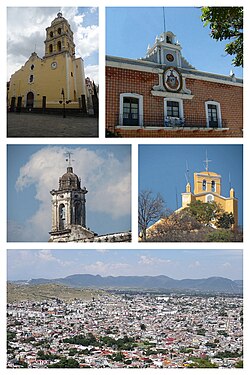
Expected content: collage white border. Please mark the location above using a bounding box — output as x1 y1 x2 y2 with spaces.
1 0 249 374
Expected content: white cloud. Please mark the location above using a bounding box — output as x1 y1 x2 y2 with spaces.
77 261 130 276
11 146 131 241
85 65 99 84
138 255 171 266
222 262 232 269
7 7 98 81
188 260 201 269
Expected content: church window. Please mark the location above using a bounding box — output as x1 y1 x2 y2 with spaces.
30 64 34 70
119 93 143 126
29 75 34 83
71 72 73 77
57 41 62 51
50 31 53 37
211 180 216 192
58 27 61 35
49 44 53 53
202 180 206 191
206 194 214 203
205 101 222 128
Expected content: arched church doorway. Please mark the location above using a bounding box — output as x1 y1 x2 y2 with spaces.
26 92 34 108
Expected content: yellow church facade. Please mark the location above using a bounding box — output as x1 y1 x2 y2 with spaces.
180 169 238 227
8 12 89 113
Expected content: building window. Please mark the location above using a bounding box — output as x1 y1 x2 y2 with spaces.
206 194 214 203
50 31 53 37
211 180 216 192
57 41 62 52
119 93 143 126
202 180 206 191
164 98 184 126
167 101 179 117
29 75 34 83
49 44 53 53
205 101 222 128
30 64 34 70
58 27 61 35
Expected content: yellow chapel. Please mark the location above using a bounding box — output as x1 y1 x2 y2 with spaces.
141 158 238 241
8 12 91 113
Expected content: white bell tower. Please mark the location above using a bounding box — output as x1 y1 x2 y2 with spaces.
49 153 95 242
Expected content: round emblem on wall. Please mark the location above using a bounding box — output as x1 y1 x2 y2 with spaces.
166 53 174 62
163 66 182 92
51 61 57 69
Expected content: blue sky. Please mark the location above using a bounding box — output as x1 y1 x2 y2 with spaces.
106 7 243 78
139 144 243 227
7 7 99 82
7 249 243 281
7 144 131 242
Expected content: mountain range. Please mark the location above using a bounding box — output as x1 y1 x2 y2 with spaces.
13 274 243 294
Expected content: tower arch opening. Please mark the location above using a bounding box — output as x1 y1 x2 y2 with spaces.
59 203 66 230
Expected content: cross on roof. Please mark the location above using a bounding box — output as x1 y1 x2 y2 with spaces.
64 151 74 167
203 151 212 172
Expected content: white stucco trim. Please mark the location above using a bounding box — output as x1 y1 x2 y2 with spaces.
152 90 193 99
107 60 162 74
119 93 143 126
182 72 243 87
106 59 243 87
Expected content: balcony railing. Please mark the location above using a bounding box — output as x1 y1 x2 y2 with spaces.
117 114 228 129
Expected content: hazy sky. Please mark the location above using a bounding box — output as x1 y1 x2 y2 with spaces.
7 249 243 281
7 7 99 82
139 144 243 226
106 7 243 78
7 144 131 242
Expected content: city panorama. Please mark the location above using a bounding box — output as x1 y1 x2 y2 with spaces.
7 249 243 369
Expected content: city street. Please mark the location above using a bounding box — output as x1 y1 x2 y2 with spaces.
7 113 98 138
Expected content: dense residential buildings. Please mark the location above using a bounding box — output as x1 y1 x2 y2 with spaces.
7 291 243 368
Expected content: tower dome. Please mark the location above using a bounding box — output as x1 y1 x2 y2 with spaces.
59 166 81 190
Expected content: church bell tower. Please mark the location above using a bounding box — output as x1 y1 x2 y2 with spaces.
49 154 95 242
44 12 75 58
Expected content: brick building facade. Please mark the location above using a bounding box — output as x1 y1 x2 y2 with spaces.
106 31 243 138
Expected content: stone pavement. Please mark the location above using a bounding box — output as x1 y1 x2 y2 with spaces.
7 112 98 137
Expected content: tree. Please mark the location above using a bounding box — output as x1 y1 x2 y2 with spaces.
201 7 243 66
216 212 235 229
48 358 80 368
138 190 166 241
185 200 222 226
